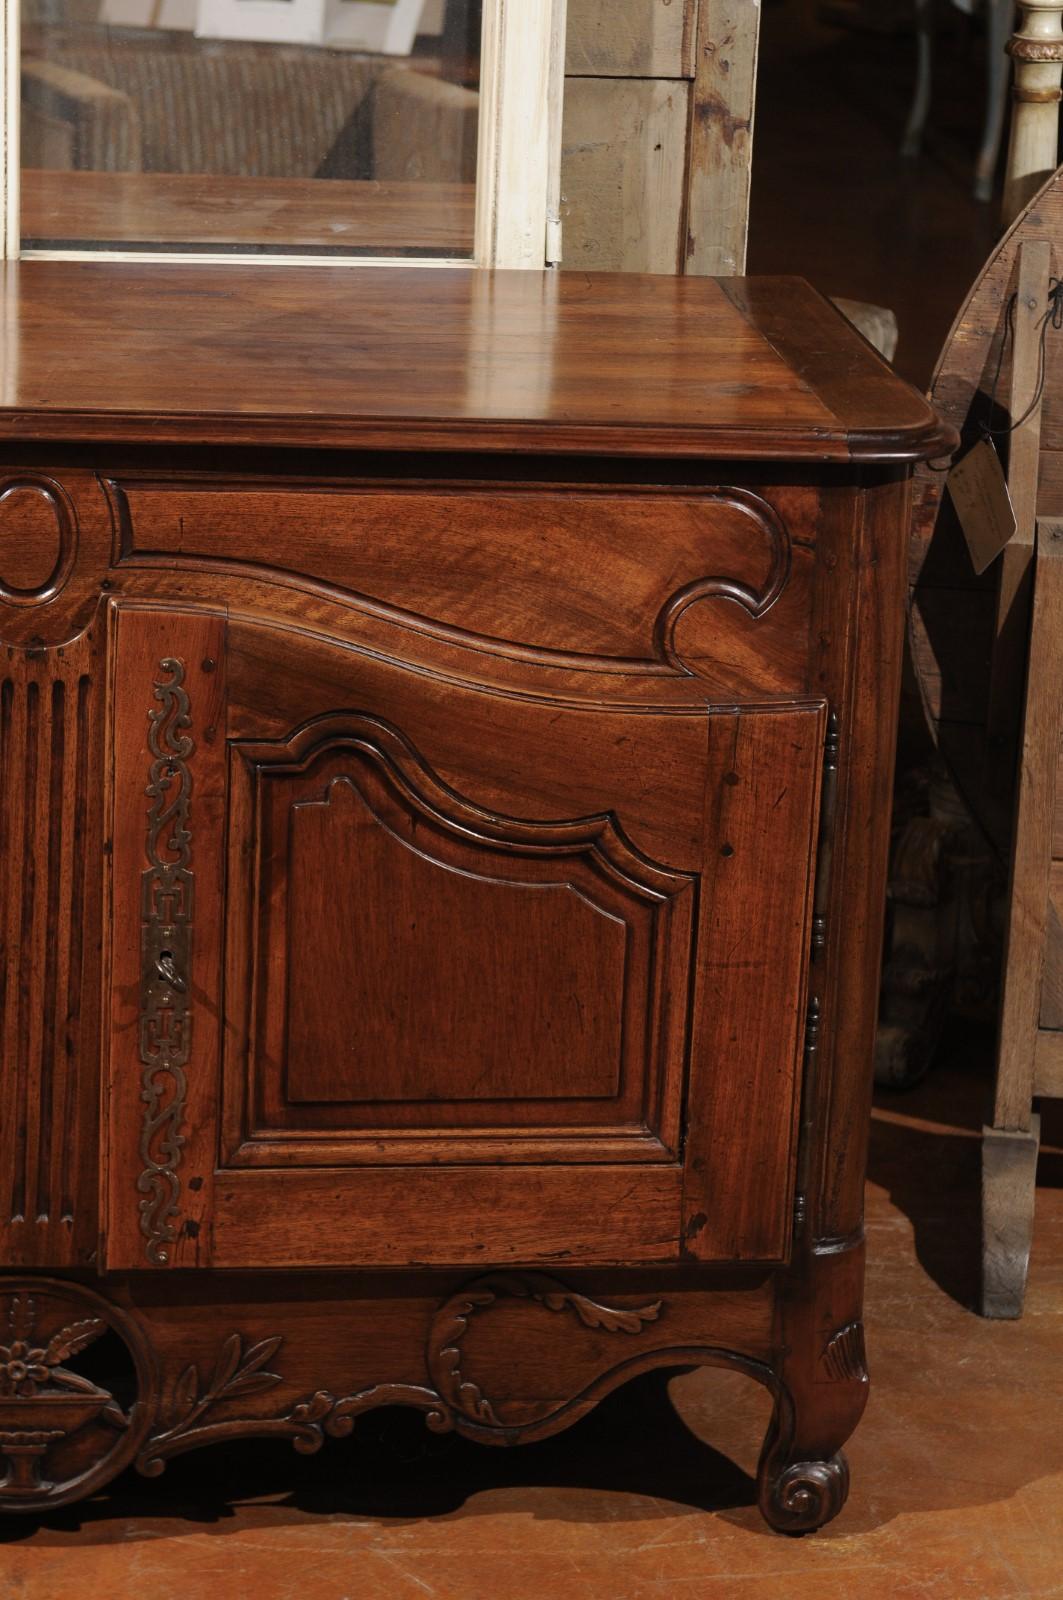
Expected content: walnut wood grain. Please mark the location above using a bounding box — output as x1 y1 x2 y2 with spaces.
0 264 953 462
20 169 475 255
0 267 943 1531
681 704 825 1262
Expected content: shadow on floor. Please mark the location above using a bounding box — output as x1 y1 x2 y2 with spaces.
0 1369 763 1545
867 1020 1063 1310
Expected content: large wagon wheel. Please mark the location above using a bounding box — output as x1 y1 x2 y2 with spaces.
909 164 1063 856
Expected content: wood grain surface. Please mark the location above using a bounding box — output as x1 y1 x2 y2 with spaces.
0 264 953 460
0 267 943 1531
21 170 475 254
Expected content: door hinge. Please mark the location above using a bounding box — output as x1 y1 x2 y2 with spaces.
803 993 821 1069
811 710 840 961
792 993 822 1241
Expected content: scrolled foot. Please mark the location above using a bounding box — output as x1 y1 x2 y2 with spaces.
760 1450 850 1535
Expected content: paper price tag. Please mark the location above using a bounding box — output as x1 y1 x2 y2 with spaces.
946 439 1017 575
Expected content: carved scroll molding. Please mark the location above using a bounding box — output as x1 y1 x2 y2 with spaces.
0 478 78 609
105 476 793 683
138 657 195 1265
424 1273 661 1432
137 1274 666 1473
0 1278 155 1514
239 711 691 895
652 489 792 677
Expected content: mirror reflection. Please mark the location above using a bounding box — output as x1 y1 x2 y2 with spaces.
20 0 481 254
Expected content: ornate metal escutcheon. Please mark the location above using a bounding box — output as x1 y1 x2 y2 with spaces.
138 657 195 1265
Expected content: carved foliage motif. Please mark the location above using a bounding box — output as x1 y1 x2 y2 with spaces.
136 1274 665 1473
138 1332 336 1475
138 658 195 1265
425 1274 662 1431
0 1279 152 1513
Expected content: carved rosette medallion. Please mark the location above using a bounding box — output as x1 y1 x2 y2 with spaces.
138 658 195 1265
0 1279 154 1513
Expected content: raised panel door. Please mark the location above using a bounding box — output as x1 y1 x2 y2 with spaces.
104 601 824 1270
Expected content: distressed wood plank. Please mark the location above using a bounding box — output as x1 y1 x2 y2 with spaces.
994 520 1063 1128
685 0 761 276
565 0 696 78
561 77 689 273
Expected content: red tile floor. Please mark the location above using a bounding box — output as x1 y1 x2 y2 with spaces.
2 1053 1060 1599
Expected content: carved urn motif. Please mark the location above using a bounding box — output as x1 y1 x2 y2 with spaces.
0 1280 152 1511
0 1293 118 1496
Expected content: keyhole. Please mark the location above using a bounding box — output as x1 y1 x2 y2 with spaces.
155 950 186 991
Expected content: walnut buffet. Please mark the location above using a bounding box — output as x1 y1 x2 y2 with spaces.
0 263 951 1531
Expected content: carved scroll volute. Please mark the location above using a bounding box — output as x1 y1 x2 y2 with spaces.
651 488 803 694
105 608 227 1271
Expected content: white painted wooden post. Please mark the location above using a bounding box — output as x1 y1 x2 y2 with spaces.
475 0 566 268
1 0 17 258
1003 1 1063 224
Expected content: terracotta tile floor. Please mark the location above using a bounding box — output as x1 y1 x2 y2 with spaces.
1 1051 1061 1598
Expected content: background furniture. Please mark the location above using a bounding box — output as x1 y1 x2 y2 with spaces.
908 167 1063 1315
0 263 948 1529
903 0 1015 201
22 33 378 178
1002 0 1063 219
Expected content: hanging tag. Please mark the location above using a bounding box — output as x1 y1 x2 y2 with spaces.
946 439 1018 575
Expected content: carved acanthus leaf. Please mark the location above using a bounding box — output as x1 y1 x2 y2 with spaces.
42 1319 107 1366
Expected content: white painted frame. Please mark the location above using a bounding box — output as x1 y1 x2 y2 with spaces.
1 0 565 265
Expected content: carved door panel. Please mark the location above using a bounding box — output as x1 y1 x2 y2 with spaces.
104 604 824 1271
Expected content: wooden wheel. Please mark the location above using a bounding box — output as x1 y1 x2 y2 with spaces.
909 164 1063 854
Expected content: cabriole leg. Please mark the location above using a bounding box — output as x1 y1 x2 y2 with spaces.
757 1240 869 1535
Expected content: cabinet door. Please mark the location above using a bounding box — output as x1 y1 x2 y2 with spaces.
104 605 824 1270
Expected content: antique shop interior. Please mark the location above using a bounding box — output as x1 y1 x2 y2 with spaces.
1 0 1062 1595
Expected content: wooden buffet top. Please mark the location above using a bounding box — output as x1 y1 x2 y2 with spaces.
0 262 954 461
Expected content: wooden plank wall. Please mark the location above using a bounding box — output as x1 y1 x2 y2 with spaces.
560 0 761 275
